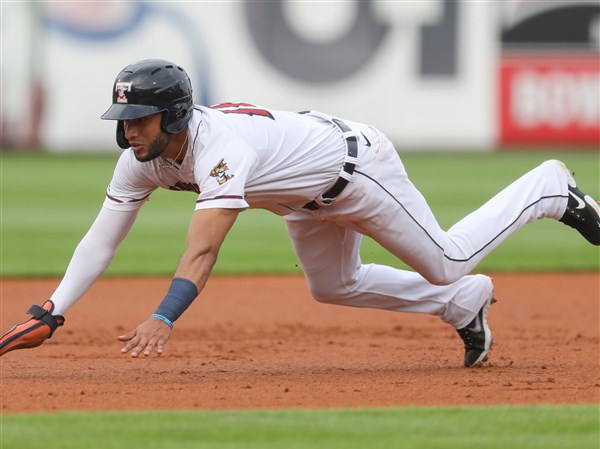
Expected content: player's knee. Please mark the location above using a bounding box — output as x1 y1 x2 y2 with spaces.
307 283 347 305
422 270 460 286
310 290 342 305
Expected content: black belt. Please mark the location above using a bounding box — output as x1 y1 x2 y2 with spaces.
301 113 358 210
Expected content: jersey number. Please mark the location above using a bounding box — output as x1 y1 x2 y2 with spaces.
210 102 275 120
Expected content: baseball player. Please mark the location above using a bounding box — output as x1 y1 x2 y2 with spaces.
1 59 598 367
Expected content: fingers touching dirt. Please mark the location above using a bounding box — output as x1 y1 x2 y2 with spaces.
117 318 172 358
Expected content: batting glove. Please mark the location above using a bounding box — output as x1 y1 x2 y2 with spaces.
0 300 65 357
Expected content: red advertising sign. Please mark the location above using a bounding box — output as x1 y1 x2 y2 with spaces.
499 54 600 146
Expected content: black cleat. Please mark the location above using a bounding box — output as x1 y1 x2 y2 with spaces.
456 294 495 368
559 180 600 246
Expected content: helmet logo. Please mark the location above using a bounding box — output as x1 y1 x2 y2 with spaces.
115 82 133 104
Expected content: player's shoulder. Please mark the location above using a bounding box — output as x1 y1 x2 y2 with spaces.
114 147 140 170
112 148 159 182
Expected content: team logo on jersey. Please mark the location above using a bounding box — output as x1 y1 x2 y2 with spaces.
115 82 132 104
210 158 235 185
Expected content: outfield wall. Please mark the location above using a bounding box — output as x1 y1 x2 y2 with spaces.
1 1 598 152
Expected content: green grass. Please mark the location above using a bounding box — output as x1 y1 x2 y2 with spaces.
1 405 598 449
1 151 598 277
1 151 598 447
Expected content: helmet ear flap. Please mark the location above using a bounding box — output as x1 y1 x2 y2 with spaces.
116 120 130 149
163 106 192 134
160 110 171 134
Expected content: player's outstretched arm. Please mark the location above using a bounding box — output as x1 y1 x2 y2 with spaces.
0 207 140 357
118 208 241 357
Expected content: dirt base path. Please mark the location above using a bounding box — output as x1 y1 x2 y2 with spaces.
1 273 598 413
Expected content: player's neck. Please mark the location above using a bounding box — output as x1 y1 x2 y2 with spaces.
163 130 189 163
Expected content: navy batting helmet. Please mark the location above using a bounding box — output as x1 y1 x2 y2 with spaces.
101 59 194 149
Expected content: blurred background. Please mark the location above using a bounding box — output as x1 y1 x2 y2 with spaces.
1 1 598 277
2 0 599 153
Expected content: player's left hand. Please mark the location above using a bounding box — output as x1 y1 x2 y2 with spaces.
118 317 172 357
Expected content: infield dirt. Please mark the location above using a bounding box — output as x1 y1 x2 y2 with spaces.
1 273 598 413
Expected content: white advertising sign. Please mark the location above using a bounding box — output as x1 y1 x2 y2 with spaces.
2 1 497 152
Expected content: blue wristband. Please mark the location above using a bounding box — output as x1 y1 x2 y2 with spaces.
151 313 174 329
154 278 199 324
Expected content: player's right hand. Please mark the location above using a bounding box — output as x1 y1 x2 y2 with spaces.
117 317 172 358
0 300 65 357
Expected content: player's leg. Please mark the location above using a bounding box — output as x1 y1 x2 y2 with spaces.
284 211 493 330
332 128 580 286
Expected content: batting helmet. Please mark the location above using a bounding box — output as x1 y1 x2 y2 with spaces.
101 59 194 149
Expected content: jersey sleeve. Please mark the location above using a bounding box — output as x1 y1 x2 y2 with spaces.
103 151 157 211
50 205 140 314
194 138 257 211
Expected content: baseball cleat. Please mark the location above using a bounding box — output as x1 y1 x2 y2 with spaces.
0 300 64 357
558 166 600 246
456 294 496 368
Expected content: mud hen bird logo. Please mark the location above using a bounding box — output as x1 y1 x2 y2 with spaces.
210 158 235 185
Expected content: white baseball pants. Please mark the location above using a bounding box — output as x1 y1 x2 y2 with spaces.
285 124 569 329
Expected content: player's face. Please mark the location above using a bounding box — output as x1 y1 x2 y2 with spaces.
123 114 170 162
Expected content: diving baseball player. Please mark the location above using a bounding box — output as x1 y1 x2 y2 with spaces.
1 59 598 367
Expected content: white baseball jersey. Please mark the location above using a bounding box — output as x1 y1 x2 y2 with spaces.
51 102 571 331
104 104 355 215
